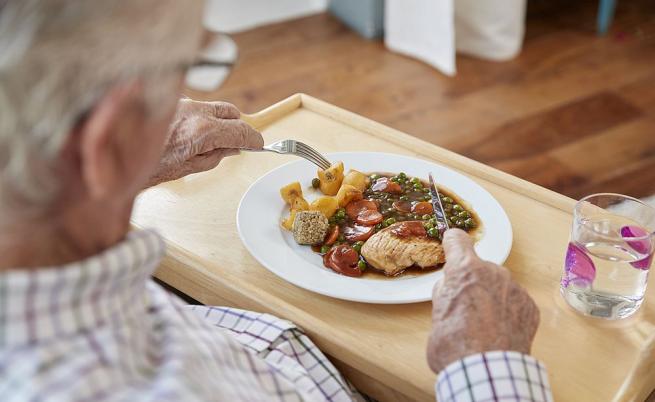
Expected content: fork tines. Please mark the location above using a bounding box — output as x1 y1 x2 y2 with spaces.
294 142 331 169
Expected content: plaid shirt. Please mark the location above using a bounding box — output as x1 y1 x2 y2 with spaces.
0 230 366 402
436 352 553 402
0 229 552 402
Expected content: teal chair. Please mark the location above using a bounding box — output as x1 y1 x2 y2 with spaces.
597 0 617 35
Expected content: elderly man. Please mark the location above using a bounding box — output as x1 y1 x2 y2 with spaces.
0 1 551 401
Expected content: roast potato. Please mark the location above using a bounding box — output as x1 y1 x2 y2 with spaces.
342 169 370 192
318 162 344 196
309 196 339 218
281 210 298 231
280 181 303 205
335 184 363 207
290 197 309 211
280 181 311 231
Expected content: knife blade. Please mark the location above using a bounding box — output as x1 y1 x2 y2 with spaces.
428 173 449 236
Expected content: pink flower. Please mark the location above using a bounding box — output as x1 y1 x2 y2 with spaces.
562 242 596 288
621 226 653 271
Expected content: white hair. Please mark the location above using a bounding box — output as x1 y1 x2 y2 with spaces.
0 0 204 210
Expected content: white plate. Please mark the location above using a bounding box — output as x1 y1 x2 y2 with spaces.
237 152 512 304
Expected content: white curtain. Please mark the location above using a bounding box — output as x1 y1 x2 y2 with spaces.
385 0 527 76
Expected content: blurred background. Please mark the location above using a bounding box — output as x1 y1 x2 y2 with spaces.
186 0 655 201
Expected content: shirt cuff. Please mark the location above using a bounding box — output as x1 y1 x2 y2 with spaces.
435 351 553 402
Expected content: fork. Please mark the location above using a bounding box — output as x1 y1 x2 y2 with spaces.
246 139 331 170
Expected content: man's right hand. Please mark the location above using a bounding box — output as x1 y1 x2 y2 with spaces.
147 99 263 187
426 229 540 374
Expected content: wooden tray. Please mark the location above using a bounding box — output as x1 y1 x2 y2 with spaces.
132 94 655 402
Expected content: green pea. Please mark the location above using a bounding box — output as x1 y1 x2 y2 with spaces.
336 208 346 219
370 174 380 181
455 219 464 227
353 241 364 253
375 223 383 231
427 227 439 238
429 218 437 226
422 214 431 220
443 204 452 211
413 185 423 192
385 217 396 226
449 215 458 222
464 218 476 228
457 211 469 218
398 172 407 179
453 204 463 212
320 245 330 254
423 188 430 193
423 195 432 201
442 196 453 204
411 177 421 184
391 177 399 183
399 195 409 201
424 221 434 230
358 260 367 271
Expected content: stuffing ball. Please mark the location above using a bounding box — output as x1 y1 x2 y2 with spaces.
292 211 329 245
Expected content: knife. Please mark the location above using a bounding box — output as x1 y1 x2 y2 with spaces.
428 172 450 237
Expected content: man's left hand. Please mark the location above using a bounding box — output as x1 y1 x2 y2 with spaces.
148 99 263 187
426 229 540 374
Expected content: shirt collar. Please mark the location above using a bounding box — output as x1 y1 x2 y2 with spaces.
0 230 164 348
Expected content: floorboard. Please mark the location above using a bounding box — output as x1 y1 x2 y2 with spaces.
186 0 655 199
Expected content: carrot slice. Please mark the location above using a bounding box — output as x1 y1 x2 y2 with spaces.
323 245 362 277
355 210 384 226
324 225 339 245
411 201 433 215
343 224 375 242
371 177 402 193
392 200 412 213
345 200 378 220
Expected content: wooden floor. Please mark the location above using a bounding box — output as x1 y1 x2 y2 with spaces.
187 0 655 200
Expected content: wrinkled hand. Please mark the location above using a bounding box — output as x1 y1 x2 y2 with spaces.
426 229 540 374
148 99 263 187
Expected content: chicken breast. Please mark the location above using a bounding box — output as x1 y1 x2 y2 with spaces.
361 221 445 276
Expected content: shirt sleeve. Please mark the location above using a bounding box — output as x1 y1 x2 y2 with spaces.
187 305 369 402
435 351 553 402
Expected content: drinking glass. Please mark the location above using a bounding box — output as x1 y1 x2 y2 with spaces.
560 193 655 319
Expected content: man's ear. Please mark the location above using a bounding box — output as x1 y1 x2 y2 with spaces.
77 81 144 199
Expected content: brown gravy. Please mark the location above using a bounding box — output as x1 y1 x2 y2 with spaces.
361 264 442 280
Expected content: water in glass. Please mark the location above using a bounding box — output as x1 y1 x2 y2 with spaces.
561 194 654 319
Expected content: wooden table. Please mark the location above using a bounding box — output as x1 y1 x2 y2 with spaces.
132 94 655 402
